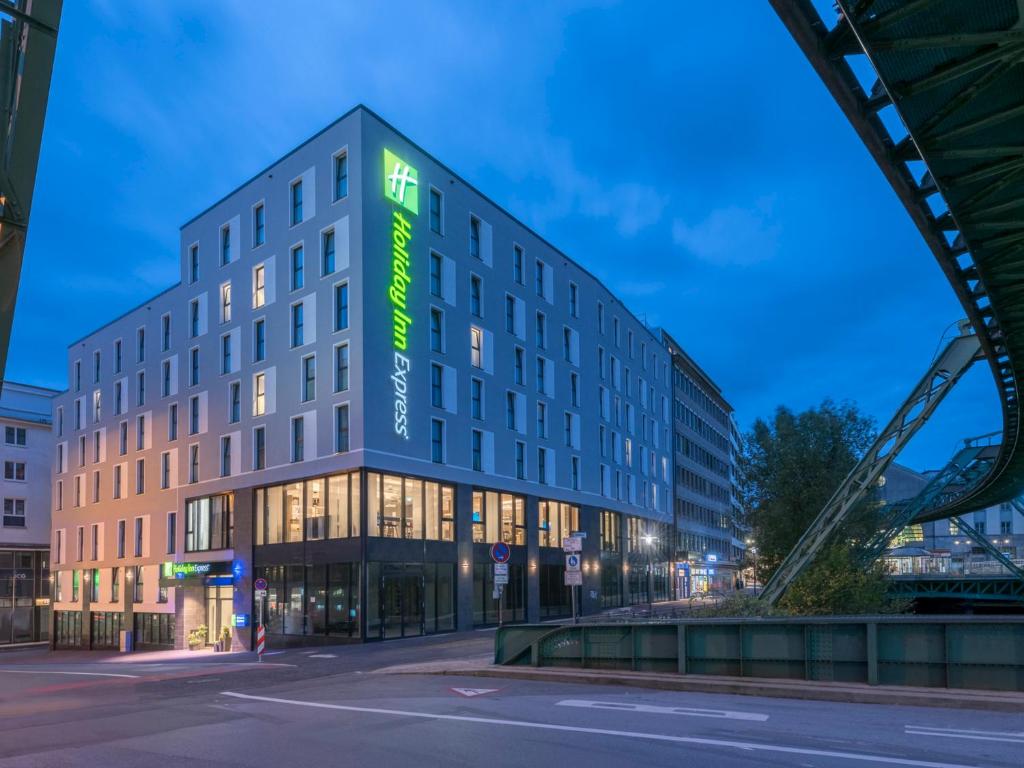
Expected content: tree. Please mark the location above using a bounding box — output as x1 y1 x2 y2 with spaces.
739 399 897 614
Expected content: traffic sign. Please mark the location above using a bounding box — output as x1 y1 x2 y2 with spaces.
562 536 582 552
490 541 511 564
565 554 581 571
570 531 587 539
493 562 509 584
564 571 583 586
254 577 268 591
255 589 268 599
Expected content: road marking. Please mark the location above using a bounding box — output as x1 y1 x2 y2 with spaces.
905 725 1024 745
219 691 979 767
450 687 500 697
307 654 337 659
0 670 139 678
557 699 768 722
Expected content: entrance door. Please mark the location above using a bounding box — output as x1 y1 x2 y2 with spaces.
205 585 233 643
380 566 424 639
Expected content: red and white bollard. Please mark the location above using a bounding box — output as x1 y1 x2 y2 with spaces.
256 623 265 662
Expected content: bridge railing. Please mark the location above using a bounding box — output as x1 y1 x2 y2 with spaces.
495 616 1024 692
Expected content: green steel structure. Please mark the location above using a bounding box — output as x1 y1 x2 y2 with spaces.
763 0 1024 601
495 617 1024 691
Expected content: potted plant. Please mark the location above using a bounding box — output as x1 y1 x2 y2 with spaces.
187 624 208 650
218 626 232 652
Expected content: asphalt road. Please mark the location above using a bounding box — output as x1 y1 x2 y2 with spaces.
0 633 1020 767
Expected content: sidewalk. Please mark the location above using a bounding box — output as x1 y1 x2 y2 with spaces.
374 658 1024 712
0 645 259 665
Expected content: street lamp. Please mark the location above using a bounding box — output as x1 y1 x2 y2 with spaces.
745 539 758 596
642 533 657 616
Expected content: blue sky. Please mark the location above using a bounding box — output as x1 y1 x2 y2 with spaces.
9 0 999 472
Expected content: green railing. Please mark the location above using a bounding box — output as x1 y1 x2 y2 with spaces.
495 616 1024 692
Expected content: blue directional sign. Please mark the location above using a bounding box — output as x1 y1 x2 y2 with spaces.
490 541 511 564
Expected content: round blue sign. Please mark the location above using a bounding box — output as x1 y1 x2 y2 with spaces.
490 542 511 564
254 577 268 591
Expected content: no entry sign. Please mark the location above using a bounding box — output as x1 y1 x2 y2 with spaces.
490 541 511 564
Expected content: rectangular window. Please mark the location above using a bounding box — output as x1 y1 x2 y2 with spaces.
538 447 547 484
506 391 516 430
291 179 303 225
161 452 170 489
114 339 122 373
431 363 443 408
161 314 171 351
221 436 232 477
168 403 178 441
93 351 101 383
117 519 125 558
136 459 145 494
291 245 304 290
430 252 442 296
429 188 442 234
513 244 523 284
322 229 336 275
119 421 128 455
131 519 143 558
254 318 266 361
514 347 524 385
471 377 482 420
220 282 232 323
570 372 579 407
535 260 544 297
471 429 482 471
431 419 444 463
569 282 578 317
536 312 546 348
189 347 199 387
302 355 316 402
291 303 304 347
136 327 146 363
515 441 526 479
137 371 146 406
2 498 25 527
254 373 266 416
335 344 349 392
190 299 200 338
334 151 348 200
537 401 547 439
470 327 482 368
430 308 443 352
253 265 265 308
185 493 233 552
536 356 546 394
334 283 348 330
253 202 265 246
189 444 199 484
189 244 199 284
167 512 176 554
161 360 171 397
470 216 481 259
189 395 200 435
291 417 304 462
221 224 231 265
335 404 350 453
470 274 482 317
221 334 232 374
230 381 241 423
505 295 515 333
136 414 146 451
253 426 266 470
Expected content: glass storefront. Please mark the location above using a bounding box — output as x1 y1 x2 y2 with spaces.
257 471 361 544
367 562 455 639
368 473 454 540
90 611 123 649
54 610 82 648
185 494 234 552
539 500 579 548
471 491 525 544
205 584 233 644
134 613 175 648
257 563 360 639
0 550 50 645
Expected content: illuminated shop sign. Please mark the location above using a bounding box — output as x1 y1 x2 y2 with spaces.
161 561 233 581
384 149 418 439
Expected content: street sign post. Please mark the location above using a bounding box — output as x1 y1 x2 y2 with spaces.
564 571 583 586
490 541 511 563
565 553 581 571
493 562 509 584
562 535 584 623
562 536 582 553
254 577 268 591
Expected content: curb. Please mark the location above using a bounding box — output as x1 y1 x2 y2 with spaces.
396 665 1024 713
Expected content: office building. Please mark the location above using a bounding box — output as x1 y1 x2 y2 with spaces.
1 381 58 645
50 106 735 649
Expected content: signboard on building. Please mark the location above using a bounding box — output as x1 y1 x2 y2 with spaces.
159 560 233 586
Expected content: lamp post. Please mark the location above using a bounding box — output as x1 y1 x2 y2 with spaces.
745 539 758 596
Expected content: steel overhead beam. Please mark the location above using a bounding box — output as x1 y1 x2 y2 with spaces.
760 330 983 605
952 516 1024 583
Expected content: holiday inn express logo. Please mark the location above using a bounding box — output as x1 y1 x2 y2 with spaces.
384 149 418 439
384 148 419 215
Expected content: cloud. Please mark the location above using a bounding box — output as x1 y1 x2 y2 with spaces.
671 196 780 266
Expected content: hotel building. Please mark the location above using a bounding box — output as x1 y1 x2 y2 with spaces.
50 106 737 649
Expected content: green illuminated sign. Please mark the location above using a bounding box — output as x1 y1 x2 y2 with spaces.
385 149 418 440
384 148 419 215
162 561 213 579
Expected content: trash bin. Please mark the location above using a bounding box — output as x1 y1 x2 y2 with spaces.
119 629 134 653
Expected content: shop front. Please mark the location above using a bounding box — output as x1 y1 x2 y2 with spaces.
160 559 239 648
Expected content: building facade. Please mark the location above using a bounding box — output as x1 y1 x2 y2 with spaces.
50 106 735 650
1 381 58 645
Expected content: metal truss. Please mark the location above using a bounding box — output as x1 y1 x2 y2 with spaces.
856 444 998 568
950 516 1024 583
760 329 982 605
887 576 1024 604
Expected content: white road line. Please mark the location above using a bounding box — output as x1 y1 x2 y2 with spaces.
219 690 980 768
905 726 1024 745
557 698 768 722
0 669 139 678
307 654 337 659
